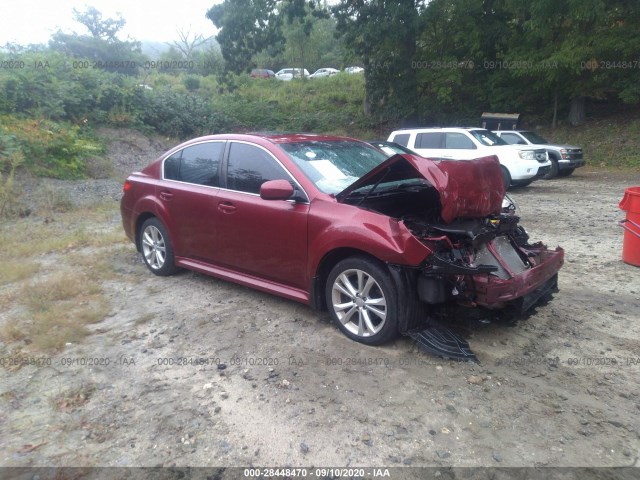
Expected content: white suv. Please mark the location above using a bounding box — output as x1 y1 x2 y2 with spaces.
387 127 551 188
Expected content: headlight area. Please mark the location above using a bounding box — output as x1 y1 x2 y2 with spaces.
518 150 536 160
402 213 564 318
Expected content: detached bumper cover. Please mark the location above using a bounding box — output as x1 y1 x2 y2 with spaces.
469 247 564 308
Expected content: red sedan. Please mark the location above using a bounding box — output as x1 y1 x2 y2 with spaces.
121 134 563 359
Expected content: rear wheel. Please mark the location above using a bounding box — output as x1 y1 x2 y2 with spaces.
140 218 177 276
326 257 399 345
542 158 559 179
501 166 512 190
558 167 575 177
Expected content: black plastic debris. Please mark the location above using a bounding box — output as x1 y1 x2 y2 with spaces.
409 327 478 362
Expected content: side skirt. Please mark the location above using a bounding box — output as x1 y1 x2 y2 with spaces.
175 257 310 305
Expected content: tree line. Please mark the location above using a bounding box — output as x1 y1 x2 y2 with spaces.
211 0 640 126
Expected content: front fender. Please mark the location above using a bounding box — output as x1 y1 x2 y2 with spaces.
307 201 432 277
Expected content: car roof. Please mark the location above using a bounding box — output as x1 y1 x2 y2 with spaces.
390 127 485 133
172 133 365 147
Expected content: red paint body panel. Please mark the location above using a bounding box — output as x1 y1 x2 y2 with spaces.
470 247 564 306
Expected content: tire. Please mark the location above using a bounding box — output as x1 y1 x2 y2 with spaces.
139 218 178 276
511 179 533 188
542 158 559 179
501 166 512 190
325 256 399 345
558 167 575 177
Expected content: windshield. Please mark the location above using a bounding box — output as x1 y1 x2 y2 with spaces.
279 140 389 194
520 131 549 144
469 129 508 146
369 141 418 157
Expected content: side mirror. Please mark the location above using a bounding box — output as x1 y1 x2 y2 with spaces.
260 179 294 200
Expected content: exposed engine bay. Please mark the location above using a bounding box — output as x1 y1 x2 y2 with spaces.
348 183 562 314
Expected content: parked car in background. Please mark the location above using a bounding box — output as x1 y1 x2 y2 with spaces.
121 133 563 359
345 66 364 74
310 68 339 78
494 130 585 179
387 127 551 188
275 68 310 81
250 69 275 79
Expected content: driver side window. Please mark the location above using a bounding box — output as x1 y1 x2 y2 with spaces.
226 143 291 195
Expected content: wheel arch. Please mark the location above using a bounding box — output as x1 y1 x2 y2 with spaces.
547 150 561 161
310 247 385 311
135 212 157 252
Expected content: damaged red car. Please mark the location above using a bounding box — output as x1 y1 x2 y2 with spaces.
121 134 564 360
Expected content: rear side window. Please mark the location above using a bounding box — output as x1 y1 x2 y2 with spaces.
444 132 476 149
163 142 224 187
391 133 410 147
226 143 290 194
416 132 442 149
164 152 181 180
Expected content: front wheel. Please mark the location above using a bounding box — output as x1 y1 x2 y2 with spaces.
558 167 575 177
326 257 399 345
501 166 512 190
543 159 559 179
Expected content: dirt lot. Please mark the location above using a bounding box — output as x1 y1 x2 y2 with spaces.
1 129 640 470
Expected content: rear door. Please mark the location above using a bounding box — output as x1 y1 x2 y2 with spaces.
411 132 444 158
159 141 224 261
441 132 479 159
212 141 309 289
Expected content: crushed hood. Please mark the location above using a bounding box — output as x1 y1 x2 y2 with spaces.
336 154 505 223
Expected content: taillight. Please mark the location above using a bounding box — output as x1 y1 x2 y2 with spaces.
123 180 133 193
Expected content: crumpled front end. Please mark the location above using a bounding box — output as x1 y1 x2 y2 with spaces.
405 213 564 315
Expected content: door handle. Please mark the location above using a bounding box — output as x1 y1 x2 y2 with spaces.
159 191 173 201
218 201 236 213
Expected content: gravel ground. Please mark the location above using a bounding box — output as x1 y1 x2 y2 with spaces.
1 129 640 473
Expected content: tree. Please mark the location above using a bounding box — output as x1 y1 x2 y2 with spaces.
280 0 329 75
49 6 145 75
73 6 125 41
207 0 283 74
334 0 420 121
170 28 212 60
502 0 640 126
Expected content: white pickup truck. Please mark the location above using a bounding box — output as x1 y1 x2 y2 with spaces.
494 130 585 179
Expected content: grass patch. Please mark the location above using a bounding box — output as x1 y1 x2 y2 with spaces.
0 200 125 353
0 260 40 286
1 272 110 352
0 201 126 259
539 115 640 169
22 272 101 311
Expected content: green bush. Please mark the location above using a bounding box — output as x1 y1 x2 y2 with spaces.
0 116 105 179
139 88 233 138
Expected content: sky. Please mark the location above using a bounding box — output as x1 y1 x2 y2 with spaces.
0 0 220 45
